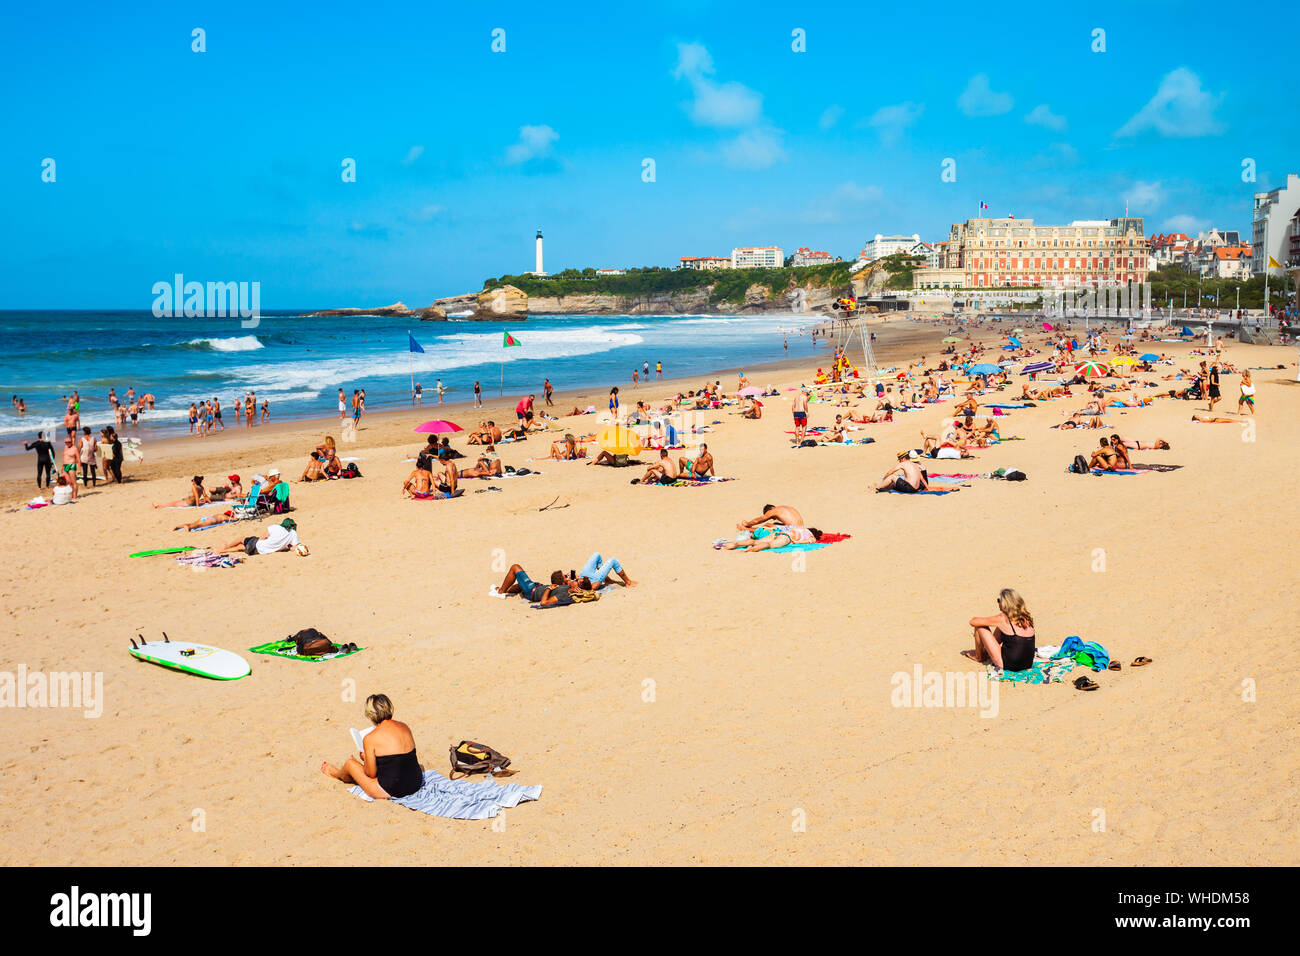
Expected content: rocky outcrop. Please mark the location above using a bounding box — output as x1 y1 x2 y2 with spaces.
302 301 417 317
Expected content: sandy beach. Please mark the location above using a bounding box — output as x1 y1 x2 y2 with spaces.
2 316 1298 866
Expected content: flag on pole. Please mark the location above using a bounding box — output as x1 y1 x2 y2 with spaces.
979 201 989 210
1268 255 1282 269
408 332 425 353
503 331 522 348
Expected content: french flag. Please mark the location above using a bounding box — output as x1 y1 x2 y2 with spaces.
979 201 989 210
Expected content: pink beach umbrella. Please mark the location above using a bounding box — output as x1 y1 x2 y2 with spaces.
414 419 463 434
737 386 765 397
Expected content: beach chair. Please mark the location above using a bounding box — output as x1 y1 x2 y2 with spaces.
232 481 267 521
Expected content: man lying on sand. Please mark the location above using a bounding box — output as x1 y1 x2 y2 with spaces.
458 445 504 477
876 453 930 493
212 518 301 556
495 564 576 606
565 553 636 589
172 510 236 531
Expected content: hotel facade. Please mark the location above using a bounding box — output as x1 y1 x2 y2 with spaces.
913 216 1148 290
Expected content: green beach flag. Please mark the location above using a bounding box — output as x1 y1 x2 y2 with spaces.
503 331 522 348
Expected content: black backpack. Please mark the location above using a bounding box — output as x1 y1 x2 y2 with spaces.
340 462 362 478
1068 454 1089 474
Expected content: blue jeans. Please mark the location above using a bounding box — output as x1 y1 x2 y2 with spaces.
512 568 542 601
580 552 621 585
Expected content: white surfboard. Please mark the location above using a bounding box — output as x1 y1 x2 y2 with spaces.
130 637 251 680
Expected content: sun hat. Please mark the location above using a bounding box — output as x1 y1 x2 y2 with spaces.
280 518 297 530
227 474 240 484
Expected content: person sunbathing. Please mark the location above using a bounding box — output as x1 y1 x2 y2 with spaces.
541 433 586 460
212 518 300 556
1088 436 1120 471
153 476 211 508
679 442 714 478
1023 383 1068 399
736 503 805 532
401 460 433 497
1114 436 1169 451
740 398 762 419
320 694 423 800
875 453 930 493
717 525 823 551
495 564 575 606
567 553 637 589
172 510 236 531
458 445 504 478
641 448 679 484
1191 415 1237 423
953 395 978 415
1107 392 1147 408
962 588 1036 672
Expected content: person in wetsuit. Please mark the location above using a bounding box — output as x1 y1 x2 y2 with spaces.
965 588 1037 671
320 694 423 799
24 431 54 488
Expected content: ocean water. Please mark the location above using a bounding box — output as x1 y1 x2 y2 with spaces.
0 310 820 451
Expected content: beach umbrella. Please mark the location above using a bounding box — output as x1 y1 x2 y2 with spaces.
1011 328 1025 334
1109 356 1139 366
1042 322 1055 331
1075 360 1109 378
737 385 764 397
1021 361 1054 375
414 419 463 433
969 363 1003 375
1140 353 1159 362
597 425 642 457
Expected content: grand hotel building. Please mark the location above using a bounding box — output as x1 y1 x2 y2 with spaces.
913 216 1149 290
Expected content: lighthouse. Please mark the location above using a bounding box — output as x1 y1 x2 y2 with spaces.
534 228 545 276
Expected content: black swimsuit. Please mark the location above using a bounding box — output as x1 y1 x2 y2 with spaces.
1000 618 1036 672
374 748 423 798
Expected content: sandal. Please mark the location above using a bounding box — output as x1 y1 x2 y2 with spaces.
1073 676 1100 691
1132 656 1153 667
1108 661 1122 671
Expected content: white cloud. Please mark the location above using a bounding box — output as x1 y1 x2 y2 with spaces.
504 125 558 165
801 181 882 224
1164 214 1208 234
1024 104 1067 131
1124 180 1164 211
819 105 844 130
673 42 762 128
1116 68 1225 138
867 102 923 144
401 145 425 165
957 74 1013 117
720 127 785 170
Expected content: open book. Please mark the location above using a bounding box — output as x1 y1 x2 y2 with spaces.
350 726 374 755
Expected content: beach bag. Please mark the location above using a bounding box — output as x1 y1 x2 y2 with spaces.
1069 454 1089 474
448 740 512 778
290 627 335 656
340 462 362 478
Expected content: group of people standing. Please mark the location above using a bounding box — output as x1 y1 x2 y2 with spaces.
192 394 266 436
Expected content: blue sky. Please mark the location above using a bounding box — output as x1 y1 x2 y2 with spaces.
1 0 1294 308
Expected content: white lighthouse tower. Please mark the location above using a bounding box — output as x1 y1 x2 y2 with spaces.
533 229 546 276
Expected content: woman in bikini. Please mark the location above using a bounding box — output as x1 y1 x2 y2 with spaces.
153 476 211 509
964 588 1036 672
1238 371 1255 415
717 525 823 552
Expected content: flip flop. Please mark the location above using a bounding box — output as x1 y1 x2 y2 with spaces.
1132 656 1153 667
1108 661 1122 671
1073 676 1100 691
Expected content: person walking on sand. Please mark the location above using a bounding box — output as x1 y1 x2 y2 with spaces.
544 378 554 406
339 388 347 421
1206 360 1222 413
1238 370 1255 415
474 380 482 408
78 426 98 487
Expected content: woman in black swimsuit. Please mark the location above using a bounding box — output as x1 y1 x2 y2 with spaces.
321 694 423 799
965 588 1037 671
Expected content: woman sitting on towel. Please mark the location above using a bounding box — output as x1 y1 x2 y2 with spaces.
321 694 423 800
964 588 1037 672
152 475 210 509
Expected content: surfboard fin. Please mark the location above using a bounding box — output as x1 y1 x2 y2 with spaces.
130 637 138 649
162 631 170 642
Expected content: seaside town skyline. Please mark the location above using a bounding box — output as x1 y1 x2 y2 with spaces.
3 2 1296 309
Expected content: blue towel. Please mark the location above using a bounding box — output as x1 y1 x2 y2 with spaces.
349 769 542 819
1052 635 1110 671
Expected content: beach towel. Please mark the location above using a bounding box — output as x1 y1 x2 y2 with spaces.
760 530 851 553
986 403 1029 410
653 476 735 487
248 639 363 662
348 768 542 819
1129 462 1182 472
412 489 465 500
175 552 241 568
987 659 1076 684
1089 468 1150 476
882 487 958 495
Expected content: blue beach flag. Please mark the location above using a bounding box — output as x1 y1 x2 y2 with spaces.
408 332 424 353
